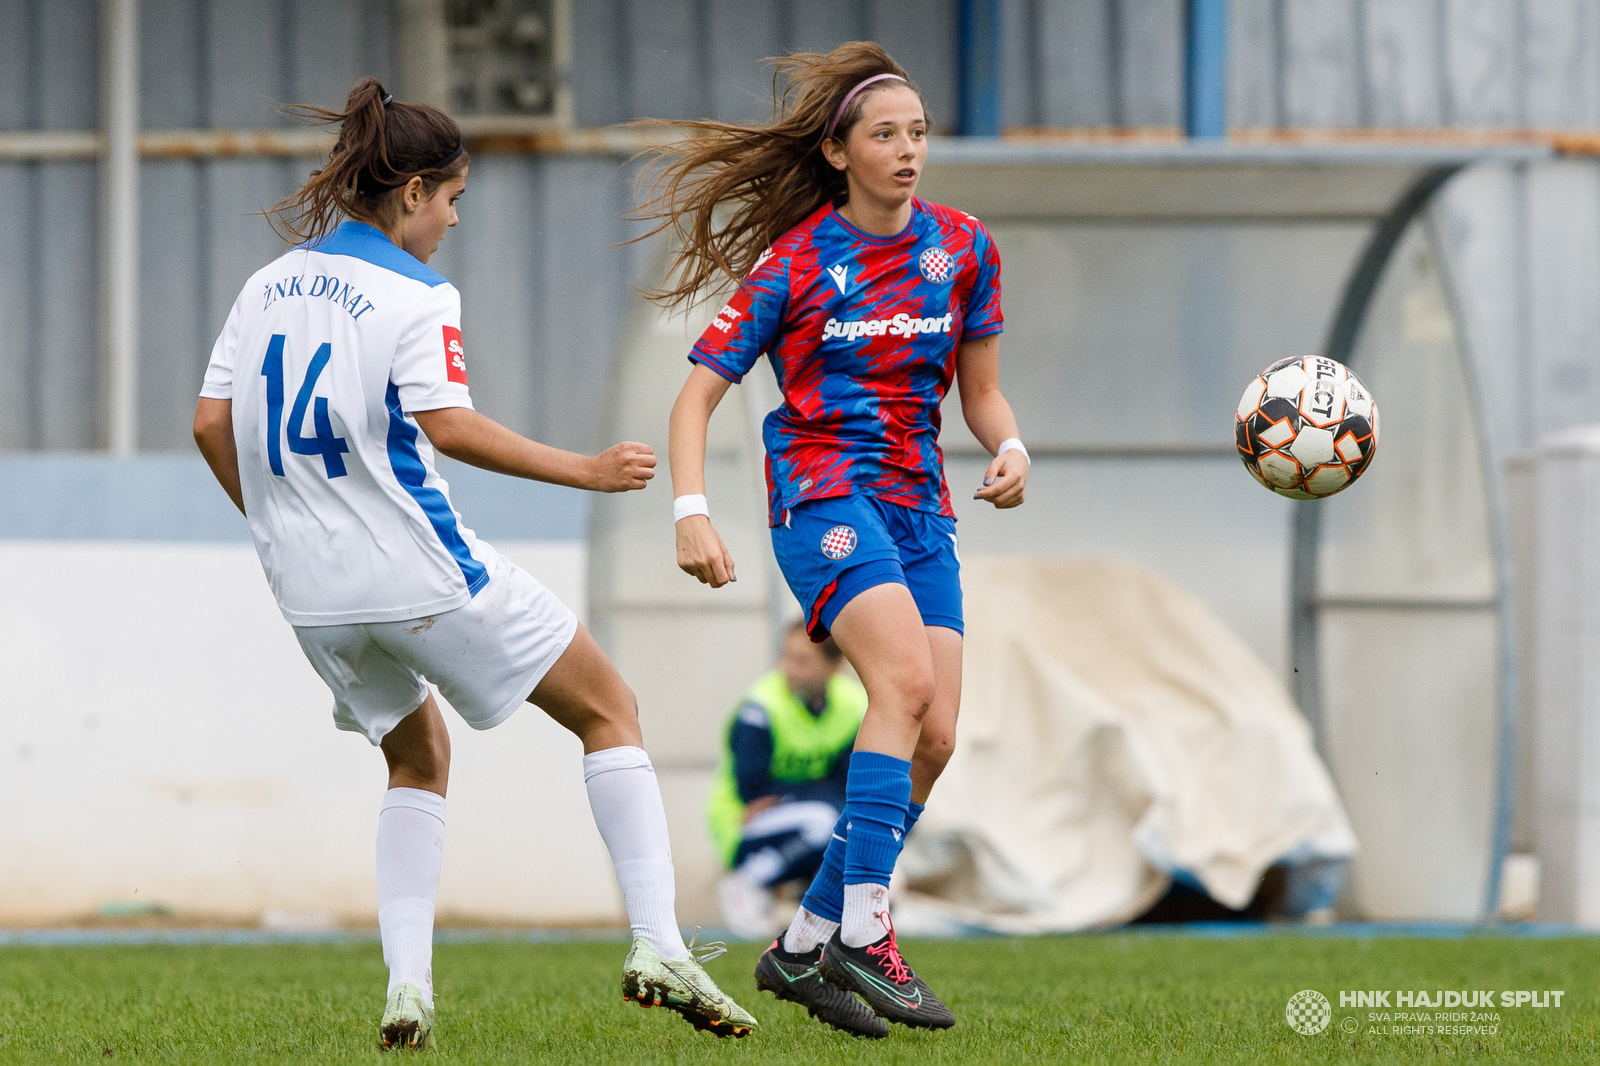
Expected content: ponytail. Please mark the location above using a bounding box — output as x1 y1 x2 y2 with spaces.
632 42 925 309
267 77 468 245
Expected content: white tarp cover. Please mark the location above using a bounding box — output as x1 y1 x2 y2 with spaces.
897 556 1356 933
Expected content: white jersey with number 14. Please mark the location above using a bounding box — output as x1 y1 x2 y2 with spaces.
201 220 493 626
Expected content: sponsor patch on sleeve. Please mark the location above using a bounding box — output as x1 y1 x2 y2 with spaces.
443 325 467 385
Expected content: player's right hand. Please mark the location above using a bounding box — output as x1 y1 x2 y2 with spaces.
676 514 737 587
591 441 656 492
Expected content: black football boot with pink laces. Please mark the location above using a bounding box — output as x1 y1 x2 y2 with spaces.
753 939 889 1037
817 915 955 1029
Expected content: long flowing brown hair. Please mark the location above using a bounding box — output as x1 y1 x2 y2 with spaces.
632 42 926 309
266 77 469 245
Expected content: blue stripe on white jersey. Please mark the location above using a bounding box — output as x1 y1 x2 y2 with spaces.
385 380 490 596
204 220 488 627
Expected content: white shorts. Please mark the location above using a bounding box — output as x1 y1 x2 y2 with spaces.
293 551 579 744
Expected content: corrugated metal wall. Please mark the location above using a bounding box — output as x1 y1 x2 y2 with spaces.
1 0 101 451
572 0 958 127
2 0 1599 455
1001 0 1183 127
0 0 959 454
1228 0 1600 129
0 0 400 452
999 0 1600 131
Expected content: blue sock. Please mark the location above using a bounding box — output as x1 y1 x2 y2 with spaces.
842 752 912 887
797 799 925 925
799 809 849 923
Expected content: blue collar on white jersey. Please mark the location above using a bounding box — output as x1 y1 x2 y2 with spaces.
299 221 450 288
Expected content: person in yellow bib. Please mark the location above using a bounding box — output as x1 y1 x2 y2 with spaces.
709 622 866 939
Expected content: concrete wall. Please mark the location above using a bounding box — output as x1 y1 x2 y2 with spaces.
0 457 614 925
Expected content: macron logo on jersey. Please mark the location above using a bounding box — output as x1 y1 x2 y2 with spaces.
827 263 849 295
444 326 468 384
822 312 954 342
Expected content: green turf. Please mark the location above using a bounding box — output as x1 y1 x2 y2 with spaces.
0 936 1593 1063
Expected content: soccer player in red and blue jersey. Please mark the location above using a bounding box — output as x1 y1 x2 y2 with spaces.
650 43 1029 1035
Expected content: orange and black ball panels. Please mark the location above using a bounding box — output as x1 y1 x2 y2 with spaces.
1235 355 1379 500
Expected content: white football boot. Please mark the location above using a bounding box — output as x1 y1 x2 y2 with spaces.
379 982 436 1050
621 935 758 1038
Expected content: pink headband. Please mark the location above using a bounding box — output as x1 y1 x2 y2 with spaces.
824 73 907 141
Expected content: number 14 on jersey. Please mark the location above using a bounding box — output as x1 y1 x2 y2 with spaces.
262 333 350 479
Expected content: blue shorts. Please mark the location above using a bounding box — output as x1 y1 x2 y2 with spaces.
771 495 962 641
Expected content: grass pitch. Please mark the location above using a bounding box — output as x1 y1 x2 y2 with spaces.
0 934 1594 1063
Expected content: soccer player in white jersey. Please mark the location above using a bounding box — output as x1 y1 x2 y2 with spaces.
191 77 757 1049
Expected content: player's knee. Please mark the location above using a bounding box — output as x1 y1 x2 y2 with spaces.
882 664 935 724
420 729 451 773
916 723 956 774
386 732 450 791
595 683 640 729
579 682 642 746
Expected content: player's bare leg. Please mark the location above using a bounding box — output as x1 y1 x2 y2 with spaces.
762 587 956 1029
765 619 961 1032
911 625 962 805
381 692 451 792
529 624 757 1037
836 583 937 760
375 695 450 1050
526 624 644 753
761 617 960 1030
808 588 954 1027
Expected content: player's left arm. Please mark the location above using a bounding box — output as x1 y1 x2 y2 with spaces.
193 397 245 515
955 334 1027 509
411 406 654 493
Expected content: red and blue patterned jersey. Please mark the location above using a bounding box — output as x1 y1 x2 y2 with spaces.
690 198 1003 526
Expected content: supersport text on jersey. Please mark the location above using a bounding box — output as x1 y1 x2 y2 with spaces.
689 199 1002 526
201 221 491 626
821 312 953 341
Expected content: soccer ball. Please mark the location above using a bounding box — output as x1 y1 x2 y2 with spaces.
1235 355 1378 499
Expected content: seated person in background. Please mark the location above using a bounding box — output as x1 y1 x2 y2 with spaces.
708 622 866 937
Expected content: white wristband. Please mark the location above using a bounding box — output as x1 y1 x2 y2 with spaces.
673 494 710 523
998 437 1030 462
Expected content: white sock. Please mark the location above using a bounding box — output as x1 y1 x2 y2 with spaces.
583 745 690 961
376 787 446 1007
782 906 840 955
841 882 890 947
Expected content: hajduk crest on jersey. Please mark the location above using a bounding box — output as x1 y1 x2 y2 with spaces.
918 246 954 284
